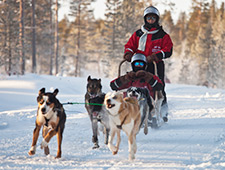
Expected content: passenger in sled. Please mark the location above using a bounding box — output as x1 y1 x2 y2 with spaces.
110 53 167 127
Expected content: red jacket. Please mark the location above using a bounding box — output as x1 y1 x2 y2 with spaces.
124 26 173 61
110 74 163 98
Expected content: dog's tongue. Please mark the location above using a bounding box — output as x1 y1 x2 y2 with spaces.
92 111 98 117
131 95 138 99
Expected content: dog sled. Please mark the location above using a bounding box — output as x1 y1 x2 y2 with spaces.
117 59 166 129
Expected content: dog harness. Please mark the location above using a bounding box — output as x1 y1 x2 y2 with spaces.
44 107 62 127
44 117 51 127
116 113 129 129
112 107 129 129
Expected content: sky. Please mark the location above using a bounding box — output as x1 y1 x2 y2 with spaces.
91 0 192 22
58 0 191 23
59 0 224 24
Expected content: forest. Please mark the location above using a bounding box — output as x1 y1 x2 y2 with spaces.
0 0 224 89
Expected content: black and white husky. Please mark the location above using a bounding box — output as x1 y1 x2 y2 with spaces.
127 87 153 134
127 86 164 130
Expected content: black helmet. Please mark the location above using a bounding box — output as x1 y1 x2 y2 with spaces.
143 6 160 30
131 53 147 72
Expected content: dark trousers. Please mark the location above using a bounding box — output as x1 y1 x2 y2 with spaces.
146 61 167 105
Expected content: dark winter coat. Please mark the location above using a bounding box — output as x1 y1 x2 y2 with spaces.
110 72 163 99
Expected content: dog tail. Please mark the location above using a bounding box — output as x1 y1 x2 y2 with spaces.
124 97 139 105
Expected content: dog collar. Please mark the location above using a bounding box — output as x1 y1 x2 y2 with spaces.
88 92 102 99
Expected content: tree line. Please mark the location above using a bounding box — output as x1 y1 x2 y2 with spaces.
0 0 224 89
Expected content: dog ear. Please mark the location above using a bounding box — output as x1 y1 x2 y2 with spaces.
142 88 150 97
37 88 45 102
39 88 45 95
98 78 101 83
117 92 124 101
87 75 91 82
53 89 59 96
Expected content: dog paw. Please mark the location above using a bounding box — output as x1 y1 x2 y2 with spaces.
112 151 118 155
28 150 35 156
44 146 50 155
129 154 135 160
40 139 48 149
28 145 36 156
144 127 148 135
55 151 61 159
92 143 100 149
55 155 61 159
104 140 108 145
163 116 168 122
108 144 118 155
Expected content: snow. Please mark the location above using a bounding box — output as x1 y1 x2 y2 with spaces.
1 74 225 170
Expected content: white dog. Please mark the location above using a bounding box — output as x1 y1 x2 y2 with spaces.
104 91 141 160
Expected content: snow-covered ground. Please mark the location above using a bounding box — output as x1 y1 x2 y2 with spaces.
1 74 225 170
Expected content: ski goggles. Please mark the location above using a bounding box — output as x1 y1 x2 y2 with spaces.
146 16 156 21
134 62 144 67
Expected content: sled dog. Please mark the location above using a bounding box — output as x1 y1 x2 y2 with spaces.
104 91 141 160
28 88 66 158
88 94 110 148
127 87 153 133
85 76 109 149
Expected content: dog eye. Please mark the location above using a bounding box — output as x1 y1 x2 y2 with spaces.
89 84 95 88
46 101 51 105
112 96 117 99
40 100 44 104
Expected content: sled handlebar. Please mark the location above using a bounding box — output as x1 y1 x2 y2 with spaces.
118 59 126 77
